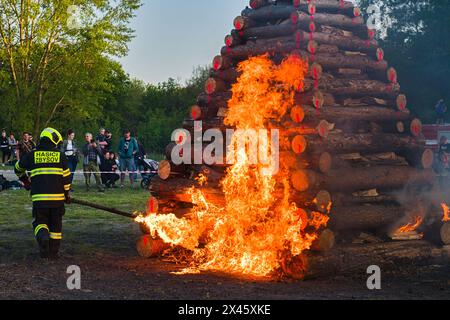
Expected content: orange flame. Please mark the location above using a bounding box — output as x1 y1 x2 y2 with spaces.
137 54 329 278
396 216 423 234
441 203 450 222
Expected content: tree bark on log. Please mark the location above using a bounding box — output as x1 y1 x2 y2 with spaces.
221 45 387 72
303 78 399 97
291 11 367 37
136 235 170 258
295 30 378 54
294 167 435 193
441 222 450 245
305 133 424 155
333 193 399 207
329 205 404 231
300 105 411 125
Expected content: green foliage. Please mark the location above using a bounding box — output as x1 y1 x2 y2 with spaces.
0 0 142 136
104 65 210 154
357 0 450 123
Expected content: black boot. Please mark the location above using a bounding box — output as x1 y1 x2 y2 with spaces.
36 230 50 259
49 239 61 260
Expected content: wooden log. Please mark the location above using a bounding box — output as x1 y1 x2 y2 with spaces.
210 68 240 83
212 55 234 71
300 105 411 125
400 149 434 169
136 235 170 258
222 45 388 73
333 193 399 206
291 11 367 36
243 1 357 21
295 90 336 108
293 167 435 193
249 0 270 10
293 0 357 17
158 160 189 180
295 30 378 54
329 205 404 231
441 223 450 245
303 78 399 98
234 15 258 31
241 4 296 21
280 151 333 174
205 77 229 94
225 34 243 47
197 91 231 109
311 229 335 252
235 21 298 40
305 133 424 155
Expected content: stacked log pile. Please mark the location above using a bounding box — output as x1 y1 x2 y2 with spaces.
144 0 448 276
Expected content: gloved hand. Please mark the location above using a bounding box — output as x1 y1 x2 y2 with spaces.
19 176 31 191
65 192 72 204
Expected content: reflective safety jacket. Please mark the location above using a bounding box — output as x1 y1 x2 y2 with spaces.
15 145 71 208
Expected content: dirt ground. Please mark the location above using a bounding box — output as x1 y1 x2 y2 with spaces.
1 170 450 300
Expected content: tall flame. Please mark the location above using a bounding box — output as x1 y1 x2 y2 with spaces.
137 54 329 278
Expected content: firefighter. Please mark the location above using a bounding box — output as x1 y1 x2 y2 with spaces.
15 128 71 259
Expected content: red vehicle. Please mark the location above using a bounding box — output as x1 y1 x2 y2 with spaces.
422 124 450 151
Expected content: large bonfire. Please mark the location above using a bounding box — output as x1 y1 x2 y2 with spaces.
136 54 330 277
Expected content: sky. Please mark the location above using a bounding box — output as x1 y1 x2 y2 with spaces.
119 0 245 85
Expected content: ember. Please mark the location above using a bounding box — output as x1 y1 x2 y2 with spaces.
137 54 330 277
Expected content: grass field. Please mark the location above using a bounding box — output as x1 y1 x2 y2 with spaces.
1 170 450 299
0 179 148 263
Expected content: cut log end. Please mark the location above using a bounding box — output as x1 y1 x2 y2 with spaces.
310 62 323 80
190 105 202 120
317 120 331 138
421 149 434 169
290 106 305 123
205 78 227 95
397 94 408 111
158 160 172 180
441 222 450 245
291 170 314 192
136 235 170 258
314 190 332 213
317 152 332 174
291 135 307 154
312 229 336 252
212 55 232 71
410 118 422 137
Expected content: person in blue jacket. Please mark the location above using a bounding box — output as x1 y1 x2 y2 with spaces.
118 129 139 188
435 99 447 124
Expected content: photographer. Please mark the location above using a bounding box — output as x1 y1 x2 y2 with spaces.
82 133 105 192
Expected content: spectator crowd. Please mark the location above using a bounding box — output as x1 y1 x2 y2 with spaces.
0 128 150 192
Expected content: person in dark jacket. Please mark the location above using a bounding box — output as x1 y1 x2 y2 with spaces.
435 99 447 125
0 130 10 166
62 129 79 186
100 152 120 188
15 128 71 259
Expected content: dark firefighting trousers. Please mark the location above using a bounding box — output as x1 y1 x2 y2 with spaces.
32 206 65 258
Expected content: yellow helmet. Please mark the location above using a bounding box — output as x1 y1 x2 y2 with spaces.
40 127 63 147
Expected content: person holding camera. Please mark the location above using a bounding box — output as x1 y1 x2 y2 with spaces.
82 133 105 192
